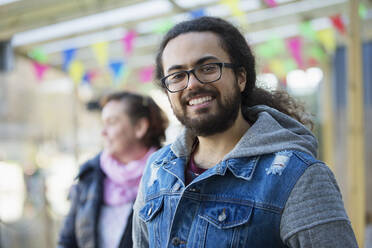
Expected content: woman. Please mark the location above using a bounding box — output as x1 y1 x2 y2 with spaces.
58 91 168 248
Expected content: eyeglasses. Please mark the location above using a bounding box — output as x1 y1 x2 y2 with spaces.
161 62 235 93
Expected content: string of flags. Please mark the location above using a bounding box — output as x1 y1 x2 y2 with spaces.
28 1 367 85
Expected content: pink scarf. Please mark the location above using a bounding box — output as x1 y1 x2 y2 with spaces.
100 147 156 206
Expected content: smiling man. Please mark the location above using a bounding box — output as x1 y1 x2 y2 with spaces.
132 17 357 248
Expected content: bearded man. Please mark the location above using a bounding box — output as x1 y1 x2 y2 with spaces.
132 16 357 248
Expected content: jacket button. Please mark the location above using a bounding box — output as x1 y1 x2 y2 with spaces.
218 209 227 222
171 237 181 246
147 207 152 216
172 183 181 191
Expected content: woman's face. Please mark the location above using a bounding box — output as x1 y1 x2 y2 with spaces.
101 100 138 159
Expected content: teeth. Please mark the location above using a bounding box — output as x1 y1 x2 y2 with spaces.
189 96 212 106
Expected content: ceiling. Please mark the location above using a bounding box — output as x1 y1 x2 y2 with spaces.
1 0 371 84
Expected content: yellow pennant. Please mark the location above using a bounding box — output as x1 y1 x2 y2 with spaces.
68 60 85 84
316 29 336 53
92 41 108 66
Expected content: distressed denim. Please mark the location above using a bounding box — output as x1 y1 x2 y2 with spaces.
135 146 319 248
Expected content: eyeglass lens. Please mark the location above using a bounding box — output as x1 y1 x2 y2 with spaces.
166 63 221 92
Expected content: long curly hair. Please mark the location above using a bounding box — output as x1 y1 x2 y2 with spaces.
155 16 313 129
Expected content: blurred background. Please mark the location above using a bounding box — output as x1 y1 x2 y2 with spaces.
0 0 371 247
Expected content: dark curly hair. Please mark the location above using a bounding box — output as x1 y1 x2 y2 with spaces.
100 91 168 148
155 16 313 129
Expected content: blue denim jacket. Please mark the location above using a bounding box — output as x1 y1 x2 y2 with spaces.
136 146 317 248
133 106 357 248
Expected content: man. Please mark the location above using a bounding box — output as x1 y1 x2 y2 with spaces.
133 17 358 247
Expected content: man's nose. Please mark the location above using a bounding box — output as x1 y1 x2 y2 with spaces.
186 72 201 91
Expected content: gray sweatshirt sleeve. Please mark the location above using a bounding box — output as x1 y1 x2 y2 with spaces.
132 177 149 248
280 163 358 247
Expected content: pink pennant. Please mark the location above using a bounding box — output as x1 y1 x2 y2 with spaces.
139 66 154 83
264 0 277 7
286 37 303 68
121 30 137 55
32 61 49 81
330 14 346 34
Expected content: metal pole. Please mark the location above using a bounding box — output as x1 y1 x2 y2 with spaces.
321 59 335 171
347 0 365 246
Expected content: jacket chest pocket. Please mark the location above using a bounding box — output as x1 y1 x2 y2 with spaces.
198 201 253 247
139 196 165 248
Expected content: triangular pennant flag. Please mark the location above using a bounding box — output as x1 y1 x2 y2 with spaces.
299 21 317 41
256 43 275 59
286 37 303 68
121 30 137 55
267 37 285 55
68 61 85 84
309 46 325 62
330 14 346 34
220 0 248 27
283 59 297 73
154 19 174 34
29 48 48 64
190 9 206 19
269 59 286 78
82 70 98 84
359 3 367 19
92 42 108 66
32 61 49 81
263 0 277 7
62 48 77 71
139 66 154 83
109 61 124 83
317 29 336 53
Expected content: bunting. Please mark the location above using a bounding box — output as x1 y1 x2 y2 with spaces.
263 0 277 7
330 14 346 34
359 3 367 19
286 37 303 68
62 48 77 71
68 61 85 84
190 9 206 19
92 42 108 66
122 30 137 55
299 21 317 41
220 0 248 27
139 66 154 83
316 29 336 53
32 61 49 81
29 48 48 64
109 60 125 83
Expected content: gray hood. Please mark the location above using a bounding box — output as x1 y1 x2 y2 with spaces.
171 105 318 160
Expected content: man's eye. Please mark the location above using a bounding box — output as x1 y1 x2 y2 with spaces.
200 64 218 73
169 73 186 82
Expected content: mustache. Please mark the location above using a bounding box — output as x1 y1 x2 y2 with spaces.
181 87 218 104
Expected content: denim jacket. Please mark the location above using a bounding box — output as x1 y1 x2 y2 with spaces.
133 105 357 248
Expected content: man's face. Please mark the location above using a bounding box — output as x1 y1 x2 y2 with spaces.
101 100 137 158
161 32 246 136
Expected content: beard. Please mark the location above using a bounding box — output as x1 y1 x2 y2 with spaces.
172 82 241 137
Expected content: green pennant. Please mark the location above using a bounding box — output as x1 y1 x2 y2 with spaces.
283 59 297 73
256 43 276 59
267 37 285 55
28 48 48 63
154 19 174 34
310 46 325 62
299 21 317 41
359 3 367 19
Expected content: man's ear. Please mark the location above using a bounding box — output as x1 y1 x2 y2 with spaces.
236 67 247 92
135 118 150 139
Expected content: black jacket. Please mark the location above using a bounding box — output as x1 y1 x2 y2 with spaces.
58 154 133 248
